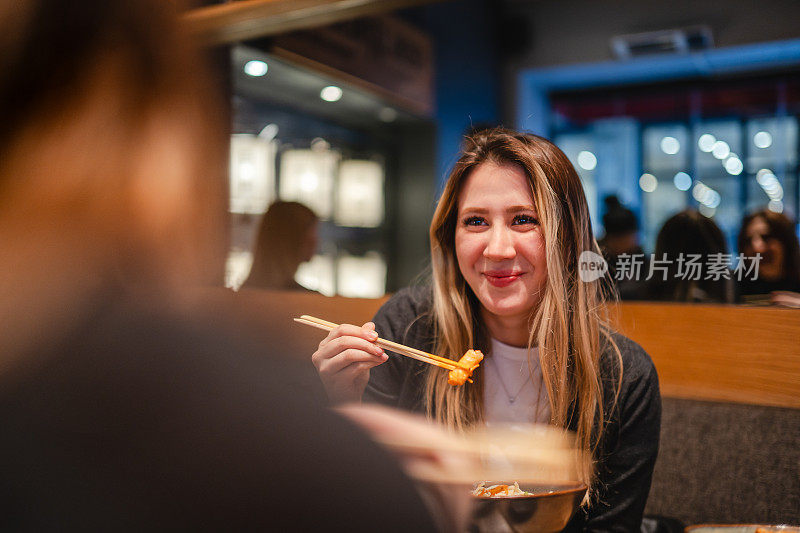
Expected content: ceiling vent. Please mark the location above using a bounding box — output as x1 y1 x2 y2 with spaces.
610 26 714 60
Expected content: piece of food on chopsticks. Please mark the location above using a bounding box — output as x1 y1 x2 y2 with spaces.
448 349 484 386
472 482 536 498
295 315 481 387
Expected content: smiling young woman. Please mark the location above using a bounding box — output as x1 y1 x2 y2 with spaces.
312 128 661 530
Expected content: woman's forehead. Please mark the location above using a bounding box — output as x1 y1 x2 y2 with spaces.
456 161 536 208
747 216 769 233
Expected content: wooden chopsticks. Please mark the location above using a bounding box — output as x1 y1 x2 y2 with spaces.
294 315 460 373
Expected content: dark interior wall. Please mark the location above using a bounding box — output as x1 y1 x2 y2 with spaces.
499 0 800 126
505 0 800 69
389 122 438 289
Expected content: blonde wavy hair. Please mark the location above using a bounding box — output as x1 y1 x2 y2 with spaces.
425 128 622 495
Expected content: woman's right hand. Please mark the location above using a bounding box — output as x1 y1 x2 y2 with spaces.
311 321 388 404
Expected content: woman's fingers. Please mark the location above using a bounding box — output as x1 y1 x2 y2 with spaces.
310 321 388 404
326 335 383 357
319 322 378 347
312 335 383 367
318 348 387 376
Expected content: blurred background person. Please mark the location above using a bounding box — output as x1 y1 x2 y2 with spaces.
598 194 649 300
737 208 800 307
0 0 441 530
243 200 319 291
647 209 734 303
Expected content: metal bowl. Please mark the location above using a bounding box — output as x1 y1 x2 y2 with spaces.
469 483 587 533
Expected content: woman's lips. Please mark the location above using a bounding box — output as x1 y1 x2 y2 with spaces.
483 271 523 287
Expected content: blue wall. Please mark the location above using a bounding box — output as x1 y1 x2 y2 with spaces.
422 0 501 193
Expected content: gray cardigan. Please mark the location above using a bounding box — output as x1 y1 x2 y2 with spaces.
364 286 661 532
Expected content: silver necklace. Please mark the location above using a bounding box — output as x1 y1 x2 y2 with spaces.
490 357 532 404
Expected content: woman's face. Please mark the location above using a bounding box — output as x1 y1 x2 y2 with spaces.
743 216 785 281
455 162 548 323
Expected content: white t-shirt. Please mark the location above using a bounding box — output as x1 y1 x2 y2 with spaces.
483 338 551 425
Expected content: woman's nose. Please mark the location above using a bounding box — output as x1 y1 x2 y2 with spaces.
483 226 516 260
750 237 767 253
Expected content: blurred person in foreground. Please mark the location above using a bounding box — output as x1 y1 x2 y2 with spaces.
647 209 734 303
737 208 800 307
0 1 442 530
598 195 649 300
243 200 319 291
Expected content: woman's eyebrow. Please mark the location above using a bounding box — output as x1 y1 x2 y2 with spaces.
459 205 537 214
459 207 489 214
506 205 537 213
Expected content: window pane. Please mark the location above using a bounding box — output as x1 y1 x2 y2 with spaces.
745 116 798 174
641 124 691 252
555 133 597 226
643 124 689 172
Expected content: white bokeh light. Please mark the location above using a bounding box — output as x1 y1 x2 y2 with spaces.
698 134 716 152
334 160 385 227
639 173 657 193
258 123 279 140
711 141 731 159
754 131 773 149
699 204 716 218
295 254 336 296
706 190 721 209
577 150 597 170
229 134 276 215
757 169 775 185
660 136 680 155
673 172 692 191
336 252 387 298
279 148 339 218
244 60 268 77
724 157 744 175
759 173 783 201
320 86 343 102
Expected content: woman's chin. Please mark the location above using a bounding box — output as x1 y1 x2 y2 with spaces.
478 294 536 319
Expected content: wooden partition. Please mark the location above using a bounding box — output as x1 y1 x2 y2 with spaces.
221 290 800 409
613 302 800 409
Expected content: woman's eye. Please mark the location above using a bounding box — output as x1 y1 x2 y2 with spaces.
512 214 538 225
462 216 486 227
